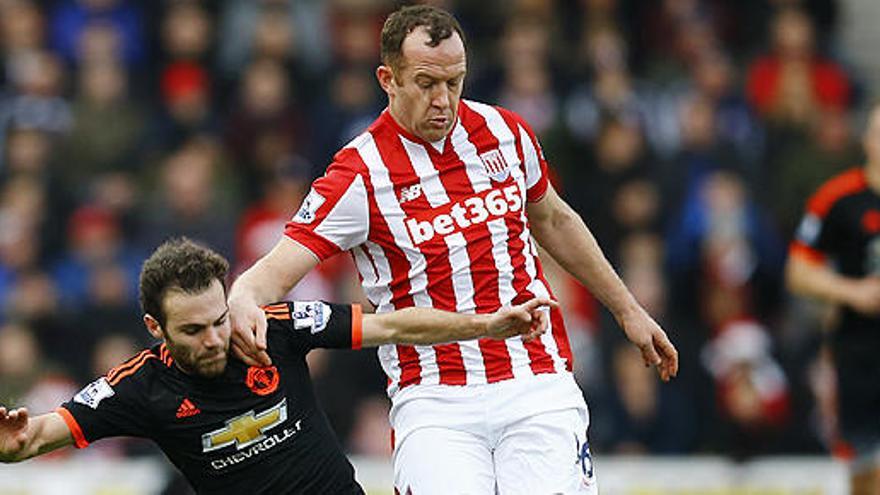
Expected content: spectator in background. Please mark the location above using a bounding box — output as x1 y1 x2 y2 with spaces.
0 0 45 85
747 7 851 129
0 322 42 405
148 62 217 153
599 342 694 454
137 138 237 258
667 170 785 331
2 127 72 259
160 1 213 64
0 51 72 163
702 319 791 459
51 205 142 310
48 0 144 68
223 58 310 200
62 61 145 194
768 108 859 238
217 0 331 79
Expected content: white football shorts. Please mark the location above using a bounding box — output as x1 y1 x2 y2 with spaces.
391 373 598 494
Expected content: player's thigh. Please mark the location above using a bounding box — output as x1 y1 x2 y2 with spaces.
494 407 597 495
394 426 495 495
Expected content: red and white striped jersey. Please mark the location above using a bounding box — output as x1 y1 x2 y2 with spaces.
285 99 574 397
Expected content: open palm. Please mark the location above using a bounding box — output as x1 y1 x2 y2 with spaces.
0 407 29 461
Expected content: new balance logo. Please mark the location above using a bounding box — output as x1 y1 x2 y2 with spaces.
176 398 201 418
398 184 422 204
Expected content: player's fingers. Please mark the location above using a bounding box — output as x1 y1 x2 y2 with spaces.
16 408 27 423
256 350 272 367
659 335 679 378
520 297 557 312
640 342 662 368
231 320 257 353
534 309 549 334
231 340 261 367
254 314 269 352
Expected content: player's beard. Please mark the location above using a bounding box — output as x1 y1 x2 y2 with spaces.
165 336 229 378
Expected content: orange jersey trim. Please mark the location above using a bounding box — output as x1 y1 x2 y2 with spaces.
261 303 290 314
263 302 292 321
108 352 157 386
56 407 88 449
107 349 151 383
789 240 827 264
266 312 292 321
807 168 867 218
351 304 363 350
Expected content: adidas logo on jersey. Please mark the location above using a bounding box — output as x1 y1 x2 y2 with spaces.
176 398 201 418
405 184 523 245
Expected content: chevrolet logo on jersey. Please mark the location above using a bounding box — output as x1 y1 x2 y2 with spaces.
202 399 288 453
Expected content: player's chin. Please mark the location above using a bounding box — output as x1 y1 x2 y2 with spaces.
197 356 228 377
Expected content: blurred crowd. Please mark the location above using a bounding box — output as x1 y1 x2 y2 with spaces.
0 0 871 473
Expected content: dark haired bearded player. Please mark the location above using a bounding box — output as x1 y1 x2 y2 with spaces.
0 238 555 494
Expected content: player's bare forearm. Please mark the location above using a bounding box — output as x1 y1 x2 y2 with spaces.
528 187 678 380
229 238 318 307
0 408 73 463
786 255 855 305
360 298 557 347
361 308 486 346
528 187 640 321
229 238 319 365
786 254 880 316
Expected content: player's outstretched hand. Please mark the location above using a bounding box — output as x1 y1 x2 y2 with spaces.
229 297 272 367
0 407 29 462
620 308 678 382
486 297 559 342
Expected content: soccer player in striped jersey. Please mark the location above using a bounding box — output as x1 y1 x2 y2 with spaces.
228 5 678 494
0 238 554 494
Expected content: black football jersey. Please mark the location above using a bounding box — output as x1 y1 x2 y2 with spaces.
58 301 366 495
791 168 880 339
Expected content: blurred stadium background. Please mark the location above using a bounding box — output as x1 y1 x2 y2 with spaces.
0 0 876 493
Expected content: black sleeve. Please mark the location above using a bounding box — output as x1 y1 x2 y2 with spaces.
264 301 361 354
58 375 153 448
796 202 843 257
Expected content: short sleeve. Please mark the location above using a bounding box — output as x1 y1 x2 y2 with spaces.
789 170 864 264
515 119 550 203
264 301 362 354
58 376 151 448
284 157 370 261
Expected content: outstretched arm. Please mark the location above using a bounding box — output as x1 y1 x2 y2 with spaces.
0 407 73 463
527 185 678 382
361 297 558 347
786 254 880 316
229 238 319 366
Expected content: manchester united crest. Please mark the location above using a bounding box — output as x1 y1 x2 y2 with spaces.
246 366 280 396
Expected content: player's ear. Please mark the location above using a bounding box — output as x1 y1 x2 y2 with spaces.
143 314 164 340
376 64 395 95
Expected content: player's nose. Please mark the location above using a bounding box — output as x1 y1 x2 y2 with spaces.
202 326 224 350
431 84 450 109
